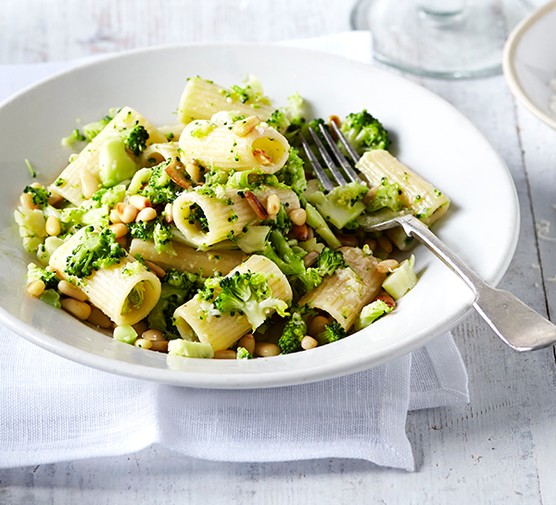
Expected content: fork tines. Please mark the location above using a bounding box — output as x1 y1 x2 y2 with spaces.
300 122 362 192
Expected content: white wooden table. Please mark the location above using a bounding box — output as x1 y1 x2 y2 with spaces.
2 0 556 503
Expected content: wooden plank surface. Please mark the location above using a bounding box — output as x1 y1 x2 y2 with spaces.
2 1 556 504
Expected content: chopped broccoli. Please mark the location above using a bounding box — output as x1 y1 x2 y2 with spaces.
61 128 86 147
367 177 406 213
226 76 271 107
295 247 345 293
23 185 50 208
91 185 126 207
306 180 368 229
340 110 390 155
304 203 341 249
61 110 115 146
275 148 307 196
354 299 394 331
210 270 289 330
267 109 290 133
278 311 307 354
261 204 293 235
135 162 182 205
27 263 60 289
124 124 149 157
317 320 347 345
236 347 253 360
99 137 138 187
261 230 305 276
64 226 126 279
128 218 174 253
40 289 61 308
382 255 418 300
187 203 209 232
148 269 200 339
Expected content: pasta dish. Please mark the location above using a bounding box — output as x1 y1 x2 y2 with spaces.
14 75 449 360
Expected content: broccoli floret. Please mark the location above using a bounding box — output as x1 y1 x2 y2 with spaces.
210 270 289 330
318 320 347 344
294 247 345 293
27 263 60 289
136 162 182 205
64 226 126 278
267 109 290 133
226 76 271 107
306 180 368 229
23 185 50 208
261 230 305 276
354 299 394 331
236 347 253 360
61 128 87 146
148 270 200 339
275 148 307 196
261 204 293 235
367 177 406 213
278 311 307 354
128 219 174 253
340 110 390 155
124 124 149 157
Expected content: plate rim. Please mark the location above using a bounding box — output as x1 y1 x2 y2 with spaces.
503 0 556 129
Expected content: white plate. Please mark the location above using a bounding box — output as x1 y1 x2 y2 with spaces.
503 0 556 129
0 44 519 388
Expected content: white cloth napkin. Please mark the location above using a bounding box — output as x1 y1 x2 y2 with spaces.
0 32 469 471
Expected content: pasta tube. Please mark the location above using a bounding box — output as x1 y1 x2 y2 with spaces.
172 186 300 248
174 255 292 351
129 238 247 277
49 229 161 326
50 107 167 205
299 247 386 331
177 76 274 124
357 150 451 250
179 120 289 174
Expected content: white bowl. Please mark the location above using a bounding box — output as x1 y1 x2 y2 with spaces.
503 0 556 128
0 44 519 388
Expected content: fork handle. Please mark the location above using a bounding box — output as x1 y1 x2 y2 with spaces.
399 216 556 351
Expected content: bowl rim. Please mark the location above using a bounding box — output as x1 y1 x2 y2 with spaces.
503 0 556 129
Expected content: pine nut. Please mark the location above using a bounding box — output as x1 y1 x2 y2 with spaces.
376 259 400 273
109 223 128 239
288 208 307 226
164 203 173 223
150 340 169 352
378 235 393 254
134 338 153 350
232 115 260 137
337 233 359 247
110 208 123 224
132 320 148 335
144 260 165 278
291 224 309 241
19 192 36 209
128 194 150 210
238 334 256 356
61 298 92 320
253 148 273 166
307 315 331 338
45 216 61 236
213 349 237 359
306 226 314 240
301 336 318 350
303 250 319 268
142 329 165 341
136 207 157 222
87 306 113 329
266 194 281 217
185 160 201 182
254 342 281 357
80 170 99 199
30 182 42 189
363 238 378 252
27 279 45 297
48 193 63 207
119 204 139 224
58 280 88 302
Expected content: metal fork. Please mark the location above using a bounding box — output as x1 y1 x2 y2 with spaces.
301 122 556 352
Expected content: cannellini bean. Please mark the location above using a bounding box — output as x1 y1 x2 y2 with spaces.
213 349 237 359
136 207 157 222
254 342 281 357
238 334 256 356
128 194 150 210
301 336 318 350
